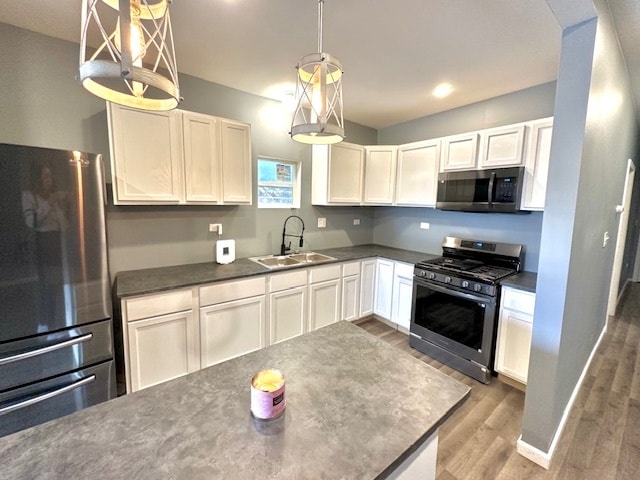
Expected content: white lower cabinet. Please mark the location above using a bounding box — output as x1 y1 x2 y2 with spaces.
391 262 414 331
341 261 361 321
200 296 266 368
495 286 535 384
308 264 342 331
359 259 377 317
199 277 266 368
268 270 308 344
122 288 199 393
374 259 395 320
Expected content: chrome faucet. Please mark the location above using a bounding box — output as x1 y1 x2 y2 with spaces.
280 215 305 256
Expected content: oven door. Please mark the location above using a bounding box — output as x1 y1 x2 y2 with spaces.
410 276 497 368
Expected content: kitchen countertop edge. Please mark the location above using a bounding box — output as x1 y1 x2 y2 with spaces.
114 244 438 298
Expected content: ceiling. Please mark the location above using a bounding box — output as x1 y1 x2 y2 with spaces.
0 1 638 130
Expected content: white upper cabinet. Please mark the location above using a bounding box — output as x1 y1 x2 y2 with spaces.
478 124 526 168
363 146 397 205
182 111 221 203
522 117 553 211
108 104 184 204
312 142 365 205
108 103 252 205
440 132 478 171
220 118 252 204
395 139 440 207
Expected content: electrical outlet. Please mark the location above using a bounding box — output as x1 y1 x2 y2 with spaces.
209 223 222 235
420 222 430 230
353 218 360 226
318 217 326 228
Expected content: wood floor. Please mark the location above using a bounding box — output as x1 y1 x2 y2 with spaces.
354 283 640 480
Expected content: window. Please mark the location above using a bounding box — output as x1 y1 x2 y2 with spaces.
257 157 301 208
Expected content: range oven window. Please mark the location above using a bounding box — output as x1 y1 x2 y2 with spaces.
413 284 486 351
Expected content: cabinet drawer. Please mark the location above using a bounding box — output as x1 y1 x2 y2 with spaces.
125 289 193 321
309 264 341 283
269 270 307 291
200 277 266 306
394 261 414 279
342 261 361 277
502 287 536 315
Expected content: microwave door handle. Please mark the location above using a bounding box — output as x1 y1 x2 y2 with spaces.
488 171 496 205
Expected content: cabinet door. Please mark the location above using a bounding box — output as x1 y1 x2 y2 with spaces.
391 262 414 330
220 119 252 204
341 274 361 321
359 259 377 317
495 308 533 384
374 259 394 320
478 124 526 168
328 142 365 203
270 286 306 344
127 309 198 392
522 118 553 211
200 295 265 368
363 146 397 205
108 103 184 204
395 140 440 206
440 133 478 171
182 111 221 203
308 279 341 331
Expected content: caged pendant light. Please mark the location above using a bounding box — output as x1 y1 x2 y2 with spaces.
290 0 344 144
79 0 180 111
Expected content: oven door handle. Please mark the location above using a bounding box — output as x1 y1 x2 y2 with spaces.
414 277 493 305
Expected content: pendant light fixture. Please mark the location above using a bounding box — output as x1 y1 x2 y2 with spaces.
290 0 344 144
79 0 180 111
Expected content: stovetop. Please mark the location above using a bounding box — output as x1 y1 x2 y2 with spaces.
416 257 517 283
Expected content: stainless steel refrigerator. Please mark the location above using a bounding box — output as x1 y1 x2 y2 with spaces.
0 143 115 437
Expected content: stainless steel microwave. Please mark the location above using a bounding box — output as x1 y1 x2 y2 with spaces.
436 166 526 213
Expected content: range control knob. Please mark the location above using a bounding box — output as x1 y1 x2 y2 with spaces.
474 284 483 292
419 271 426 277
428 272 436 280
444 276 452 284
461 280 469 288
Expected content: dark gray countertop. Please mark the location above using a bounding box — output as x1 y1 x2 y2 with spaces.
500 271 537 293
0 321 470 480
115 244 438 298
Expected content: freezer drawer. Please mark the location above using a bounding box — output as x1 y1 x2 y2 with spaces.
0 360 115 437
0 319 114 391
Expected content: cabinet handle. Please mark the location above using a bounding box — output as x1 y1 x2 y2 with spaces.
0 333 93 366
0 375 96 416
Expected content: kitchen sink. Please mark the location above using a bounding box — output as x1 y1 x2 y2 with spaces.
288 252 334 264
249 252 336 269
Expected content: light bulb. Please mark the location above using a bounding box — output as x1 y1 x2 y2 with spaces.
114 0 147 97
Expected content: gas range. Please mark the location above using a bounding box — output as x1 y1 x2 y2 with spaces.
409 236 525 383
414 237 524 296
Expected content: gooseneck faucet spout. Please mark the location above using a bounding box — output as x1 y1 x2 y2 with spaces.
280 215 305 256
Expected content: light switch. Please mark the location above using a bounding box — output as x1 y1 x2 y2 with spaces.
353 218 360 226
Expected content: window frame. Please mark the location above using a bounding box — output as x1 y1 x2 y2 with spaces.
256 156 301 209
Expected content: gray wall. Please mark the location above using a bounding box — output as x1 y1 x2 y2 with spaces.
521 0 640 454
0 23 377 279
375 83 557 272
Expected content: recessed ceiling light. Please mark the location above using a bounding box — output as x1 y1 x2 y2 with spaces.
433 83 454 98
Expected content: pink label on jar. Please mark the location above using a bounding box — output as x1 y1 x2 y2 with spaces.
251 369 286 420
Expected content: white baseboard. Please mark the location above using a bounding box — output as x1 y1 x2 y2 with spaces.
516 321 608 469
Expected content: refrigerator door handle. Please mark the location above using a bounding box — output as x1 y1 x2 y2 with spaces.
0 375 96 416
0 333 93 366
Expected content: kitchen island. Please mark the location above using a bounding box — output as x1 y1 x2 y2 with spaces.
0 321 469 479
